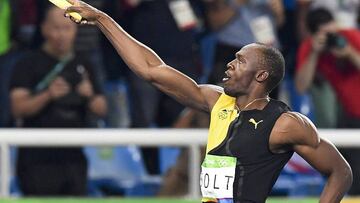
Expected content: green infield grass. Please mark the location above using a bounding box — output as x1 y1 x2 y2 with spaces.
0 198 359 203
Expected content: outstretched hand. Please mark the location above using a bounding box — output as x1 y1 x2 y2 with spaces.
65 0 103 25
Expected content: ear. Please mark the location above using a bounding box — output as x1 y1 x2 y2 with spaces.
255 70 269 83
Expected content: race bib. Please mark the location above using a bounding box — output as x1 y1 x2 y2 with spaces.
200 154 236 199
249 16 276 45
168 0 198 30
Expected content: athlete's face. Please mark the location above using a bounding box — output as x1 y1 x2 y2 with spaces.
42 7 77 56
223 44 263 97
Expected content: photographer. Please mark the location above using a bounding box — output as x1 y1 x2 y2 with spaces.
295 8 360 194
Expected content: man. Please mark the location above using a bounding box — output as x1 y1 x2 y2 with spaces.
10 4 107 196
295 8 360 195
65 1 352 202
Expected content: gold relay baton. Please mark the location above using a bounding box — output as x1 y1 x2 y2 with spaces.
48 0 82 21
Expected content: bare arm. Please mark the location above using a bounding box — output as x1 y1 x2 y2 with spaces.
332 44 360 71
272 112 352 203
11 88 52 118
295 32 326 93
268 0 285 27
347 45 360 71
10 77 70 118
294 50 319 93
66 0 221 112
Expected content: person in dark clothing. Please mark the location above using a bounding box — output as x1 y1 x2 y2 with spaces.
65 1 351 202
9 4 107 196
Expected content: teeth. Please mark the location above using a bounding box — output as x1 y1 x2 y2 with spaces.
223 77 229 82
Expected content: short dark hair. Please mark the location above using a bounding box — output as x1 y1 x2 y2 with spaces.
255 43 285 93
306 8 334 34
40 2 58 24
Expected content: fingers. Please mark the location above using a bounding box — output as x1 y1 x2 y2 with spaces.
66 15 92 25
64 1 98 25
53 77 69 86
66 6 82 13
49 77 71 98
70 16 81 24
64 11 83 24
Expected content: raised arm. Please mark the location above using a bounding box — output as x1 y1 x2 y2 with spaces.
272 112 352 203
294 33 324 94
65 0 221 112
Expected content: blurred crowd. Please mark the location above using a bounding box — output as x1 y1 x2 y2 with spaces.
0 0 360 198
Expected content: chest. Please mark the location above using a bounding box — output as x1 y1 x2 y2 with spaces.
211 112 279 163
31 59 85 88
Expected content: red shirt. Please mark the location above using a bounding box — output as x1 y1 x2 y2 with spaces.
296 29 360 118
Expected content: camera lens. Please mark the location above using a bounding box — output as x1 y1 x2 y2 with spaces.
326 33 347 49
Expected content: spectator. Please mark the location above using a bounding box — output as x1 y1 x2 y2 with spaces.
297 0 360 41
9 4 107 196
295 8 360 194
204 0 284 89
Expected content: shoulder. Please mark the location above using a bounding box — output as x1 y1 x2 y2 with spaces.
11 51 41 77
199 84 223 111
298 37 313 50
14 50 38 65
340 29 360 49
199 84 223 94
272 111 320 148
339 29 360 37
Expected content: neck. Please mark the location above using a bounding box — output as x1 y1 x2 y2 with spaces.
235 93 270 111
42 43 72 60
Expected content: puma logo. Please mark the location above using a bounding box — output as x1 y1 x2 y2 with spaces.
249 118 263 129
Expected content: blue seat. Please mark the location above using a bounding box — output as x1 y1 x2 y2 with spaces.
272 153 325 196
85 146 161 197
285 76 315 121
159 147 181 174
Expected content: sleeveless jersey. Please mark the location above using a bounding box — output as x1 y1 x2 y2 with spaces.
201 93 293 203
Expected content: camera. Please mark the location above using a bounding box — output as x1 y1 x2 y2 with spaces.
326 33 347 49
